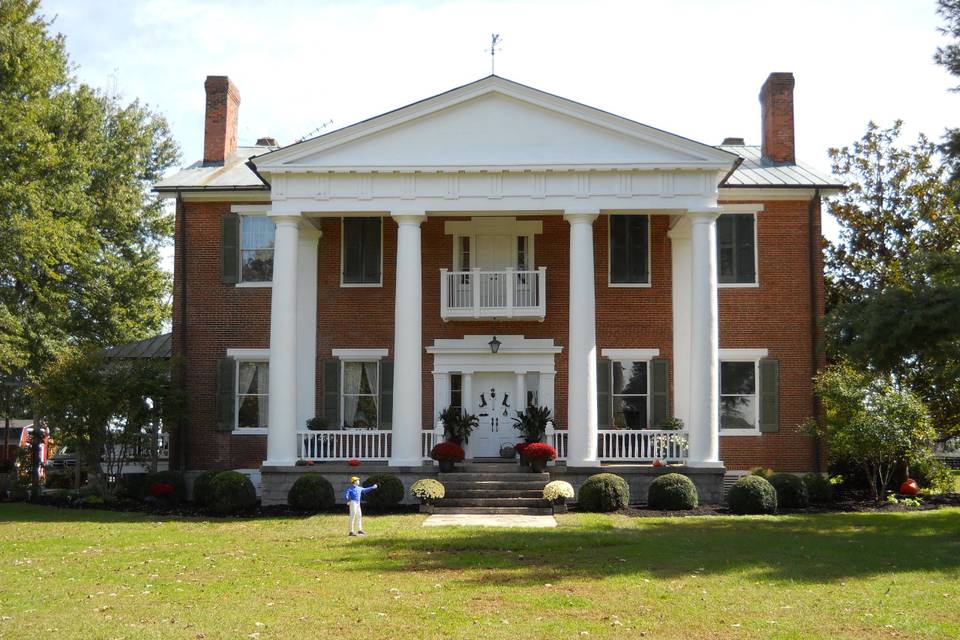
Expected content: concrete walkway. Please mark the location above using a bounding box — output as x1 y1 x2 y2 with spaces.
423 513 557 528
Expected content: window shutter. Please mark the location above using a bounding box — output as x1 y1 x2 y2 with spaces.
596 358 611 429
342 219 362 283
609 216 628 283
379 359 393 430
651 358 670 427
323 359 340 428
736 214 756 283
221 214 240 284
759 358 779 433
362 218 381 284
215 358 236 432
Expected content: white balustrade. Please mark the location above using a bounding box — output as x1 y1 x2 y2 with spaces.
440 267 546 320
297 430 392 461
545 428 688 463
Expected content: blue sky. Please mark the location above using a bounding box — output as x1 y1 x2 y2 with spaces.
42 0 959 245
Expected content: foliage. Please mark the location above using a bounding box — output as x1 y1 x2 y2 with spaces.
802 473 834 504
143 471 186 503
936 0 960 181
191 469 222 506
647 473 699 510
542 480 574 504
439 406 479 446
362 473 404 510
287 474 335 512
808 363 936 502
0 0 180 379
207 471 257 516
511 406 553 443
768 473 810 509
429 441 465 463
886 494 923 508
910 457 954 493
410 479 445 504
305 417 328 431
749 467 774 480
522 442 556 461
577 473 630 512
727 475 778 515
654 417 684 431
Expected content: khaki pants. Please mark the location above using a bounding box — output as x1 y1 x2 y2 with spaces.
348 500 362 534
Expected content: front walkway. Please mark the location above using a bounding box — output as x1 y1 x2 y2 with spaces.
422 513 557 528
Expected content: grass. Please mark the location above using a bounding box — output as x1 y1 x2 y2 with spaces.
1 505 959 639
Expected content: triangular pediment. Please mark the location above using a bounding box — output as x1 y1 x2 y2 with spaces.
254 76 736 173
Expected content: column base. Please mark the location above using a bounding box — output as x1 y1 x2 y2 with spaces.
388 457 428 468
684 460 726 469
263 458 298 468
566 458 601 468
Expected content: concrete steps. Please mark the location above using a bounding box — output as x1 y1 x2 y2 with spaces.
433 465 551 515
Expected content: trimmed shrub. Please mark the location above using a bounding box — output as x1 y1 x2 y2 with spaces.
803 473 833 504
207 471 257 516
647 473 699 510
115 473 148 500
362 473 405 510
728 475 777 514
410 479 445 504
749 467 774 480
577 473 630 512
768 473 810 508
143 471 186 503
288 474 335 512
543 480 574 504
191 469 223 506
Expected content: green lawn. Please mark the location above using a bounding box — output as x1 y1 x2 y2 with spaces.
1 505 959 639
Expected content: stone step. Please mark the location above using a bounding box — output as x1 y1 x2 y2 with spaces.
431 506 554 516
437 497 551 508
444 488 544 499
441 481 548 492
439 472 549 481
455 462 523 472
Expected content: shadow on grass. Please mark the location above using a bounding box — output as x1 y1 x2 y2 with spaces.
338 509 960 586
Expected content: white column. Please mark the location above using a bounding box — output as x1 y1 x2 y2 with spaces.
667 217 692 428
687 210 722 467
564 211 600 467
514 371 526 415
296 224 321 434
265 215 301 466
389 211 427 467
540 371 556 414
433 372 450 426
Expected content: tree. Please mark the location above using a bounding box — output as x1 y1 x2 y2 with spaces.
809 364 935 502
936 0 960 180
0 0 179 380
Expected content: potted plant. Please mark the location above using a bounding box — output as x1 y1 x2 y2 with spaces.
514 441 531 467
430 441 465 472
411 478 445 512
305 417 328 431
439 406 479 446
523 442 557 473
512 406 553 444
543 480 574 513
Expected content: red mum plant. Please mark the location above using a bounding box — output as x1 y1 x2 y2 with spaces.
430 441 465 462
347 459 360 467
514 442 530 456
149 482 174 498
522 443 557 461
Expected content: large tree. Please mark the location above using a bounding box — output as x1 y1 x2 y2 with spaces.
0 0 179 379
937 0 960 180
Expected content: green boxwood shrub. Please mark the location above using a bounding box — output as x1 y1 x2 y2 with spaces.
577 473 630 512
768 473 810 508
207 471 257 516
647 473 699 510
191 469 223 506
803 473 833 504
288 474 335 512
728 475 777 514
362 473 405 510
143 471 187 503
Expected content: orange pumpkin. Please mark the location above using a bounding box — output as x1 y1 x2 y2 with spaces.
899 478 919 495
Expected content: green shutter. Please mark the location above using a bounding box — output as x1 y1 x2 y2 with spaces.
759 358 780 433
215 358 236 432
597 358 611 429
323 359 340 428
221 214 240 284
379 360 393 431
651 358 670 428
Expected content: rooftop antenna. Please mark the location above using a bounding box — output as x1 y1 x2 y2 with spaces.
485 34 502 75
295 119 334 143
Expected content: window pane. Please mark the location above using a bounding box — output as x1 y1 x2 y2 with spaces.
717 215 735 283
343 218 364 283
450 374 462 411
458 237 470 270
610 216 629 283
720 362 755 395
610 215 648 284
735 214 755 282
242 216 275 250
240 217 275 282
720 395 756 430
525 372 540 407
629 216 649 283
238 395 268 429
613 397 648 429
238 362 268 395
612 361 647 395
343 362 378 395
241 249 273 281
362 218 381 283
344 395 378 429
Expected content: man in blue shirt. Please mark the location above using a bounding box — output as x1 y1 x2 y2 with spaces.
345 476 378 536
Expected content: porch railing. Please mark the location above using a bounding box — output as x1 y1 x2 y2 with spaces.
440 267 546 320
547 428 689 463
296 428 442 462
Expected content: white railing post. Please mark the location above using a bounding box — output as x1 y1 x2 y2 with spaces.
440 268 449 321
505 267 514 317
472 267 481 318
537 266 547 319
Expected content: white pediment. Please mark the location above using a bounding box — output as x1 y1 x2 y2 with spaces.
254 76 736 174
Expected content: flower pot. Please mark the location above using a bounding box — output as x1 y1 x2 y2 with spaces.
438 459 455 473
518 453 530 467
530 458 547 473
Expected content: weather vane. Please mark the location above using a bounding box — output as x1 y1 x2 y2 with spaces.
486 33 502 75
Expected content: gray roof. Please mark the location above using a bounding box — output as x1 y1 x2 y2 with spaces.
719 145 842 188
104 333 172 359
153 146 273 192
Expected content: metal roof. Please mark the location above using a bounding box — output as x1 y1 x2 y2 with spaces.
719 145 843 188
153 146 274 192
104 333 172 359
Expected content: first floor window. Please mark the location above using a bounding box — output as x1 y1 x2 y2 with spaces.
611 360 648 428
717 213 756 284
609 214 650 285
720 361 757 430
342 361 378 428
343 217 382 285
450 374 463 412
525 372 540 407
240 216 275 282
237 361 269 429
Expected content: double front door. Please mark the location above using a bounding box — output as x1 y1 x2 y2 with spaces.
467 372 520 458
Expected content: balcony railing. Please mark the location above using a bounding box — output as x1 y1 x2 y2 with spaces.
440 267 546 321
296 429 442 462
546 427 689 463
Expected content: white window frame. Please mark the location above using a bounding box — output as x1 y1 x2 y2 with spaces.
717 204 761 289
340 216 384 288
718 348 768 437
601 348 660 429
607 214 652 288
333 349 388 429
235 210 274 288
227 348 270 435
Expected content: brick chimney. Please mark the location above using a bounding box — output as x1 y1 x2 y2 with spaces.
203 75 240 165
759 72 795 164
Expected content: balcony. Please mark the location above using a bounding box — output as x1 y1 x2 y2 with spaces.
440 267 546 321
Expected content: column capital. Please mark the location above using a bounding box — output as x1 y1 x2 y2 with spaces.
391 210 427 226
563 210 599 225
687 208 722 223
269 214 304 228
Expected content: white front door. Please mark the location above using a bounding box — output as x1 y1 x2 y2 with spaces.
468 372 519 458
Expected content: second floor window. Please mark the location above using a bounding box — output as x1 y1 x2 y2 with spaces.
717 214 756 284
241 216 275 282
342 217 382 285
611 360 649 428
609 214 649 285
